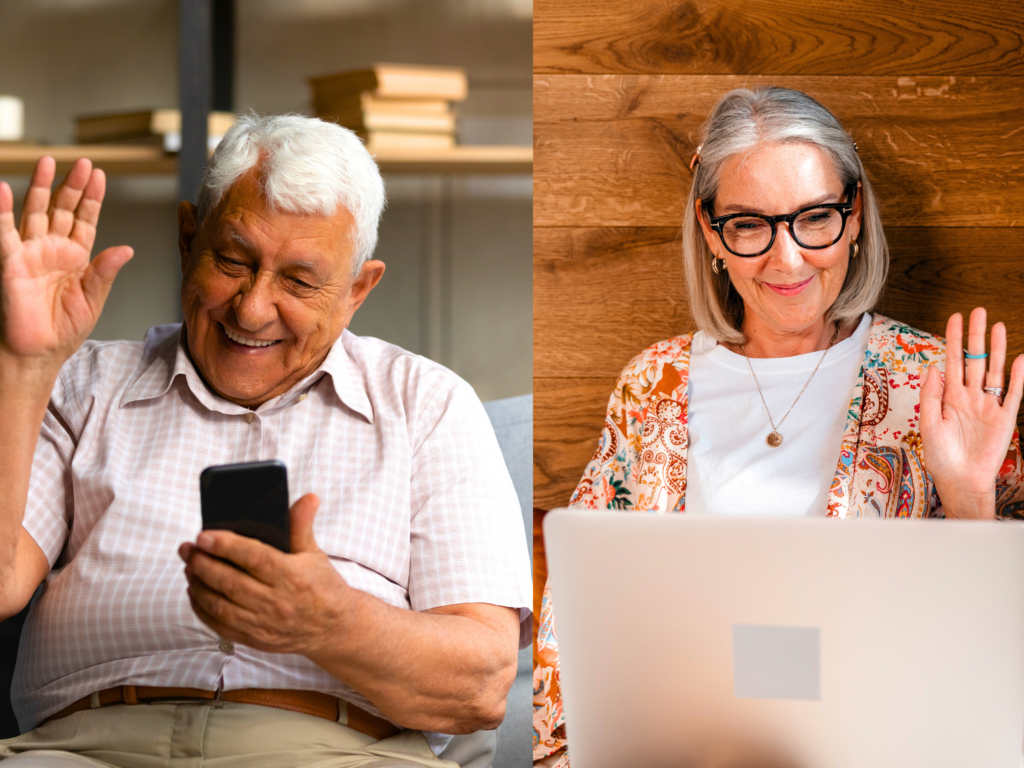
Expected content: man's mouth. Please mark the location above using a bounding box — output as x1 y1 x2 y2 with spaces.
221 324 281 348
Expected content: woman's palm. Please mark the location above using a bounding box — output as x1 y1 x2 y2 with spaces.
0 157 133 362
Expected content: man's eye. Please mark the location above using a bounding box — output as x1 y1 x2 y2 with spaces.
218 255 247 268
289 277 314 290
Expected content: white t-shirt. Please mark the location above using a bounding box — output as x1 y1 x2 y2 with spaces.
685 313 872 517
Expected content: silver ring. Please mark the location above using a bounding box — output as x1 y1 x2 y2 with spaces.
983 387 1005 397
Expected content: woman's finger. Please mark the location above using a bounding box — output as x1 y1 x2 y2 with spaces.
48 158 93 239
987 322 1007 399
965 307 988 390
1004 355 1024 422
944 312 964 392
919 364 945 438
0 181 20 255
19 156 56 240
69 168 107 254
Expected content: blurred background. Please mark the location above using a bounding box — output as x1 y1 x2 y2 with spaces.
0 0 532 402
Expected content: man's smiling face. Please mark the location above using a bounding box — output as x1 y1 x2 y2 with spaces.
177 166 384 407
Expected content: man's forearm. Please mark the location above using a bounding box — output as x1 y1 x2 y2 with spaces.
304 590 519 734
0 351 58 618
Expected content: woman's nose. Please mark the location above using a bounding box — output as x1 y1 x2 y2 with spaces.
768 222 804 268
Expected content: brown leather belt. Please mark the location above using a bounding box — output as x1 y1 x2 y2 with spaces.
45 686 400 741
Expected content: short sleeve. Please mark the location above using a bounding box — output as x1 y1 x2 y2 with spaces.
23 372 77 566
407 376 533 648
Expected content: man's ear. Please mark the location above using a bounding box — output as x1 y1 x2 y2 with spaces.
344 260 386 326
178 201 198 275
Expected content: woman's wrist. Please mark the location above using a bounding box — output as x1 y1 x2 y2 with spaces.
937 486 997 519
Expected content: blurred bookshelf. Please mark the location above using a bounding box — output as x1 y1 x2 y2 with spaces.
0 143 531 176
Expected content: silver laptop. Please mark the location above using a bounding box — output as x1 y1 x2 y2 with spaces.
543 510 1024 768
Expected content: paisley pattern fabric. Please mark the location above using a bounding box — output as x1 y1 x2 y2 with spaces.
532 314 1024 765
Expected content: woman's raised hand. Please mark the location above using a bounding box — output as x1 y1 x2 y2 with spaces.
920 308 1024 518
0 157 133 366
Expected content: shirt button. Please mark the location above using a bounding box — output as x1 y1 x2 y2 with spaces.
219 640 234 654
298 394 306 401
245 413 255 424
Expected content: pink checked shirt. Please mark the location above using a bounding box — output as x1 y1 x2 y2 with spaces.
15 324 532 748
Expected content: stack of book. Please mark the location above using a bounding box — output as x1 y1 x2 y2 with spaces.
309 64 467 152
75 110 236 152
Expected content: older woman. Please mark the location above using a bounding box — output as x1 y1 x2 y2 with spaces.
532 86 1024 767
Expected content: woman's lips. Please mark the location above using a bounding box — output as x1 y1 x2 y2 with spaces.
763 275 814 296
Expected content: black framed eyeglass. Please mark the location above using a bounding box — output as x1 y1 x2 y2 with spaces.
706 183 858 258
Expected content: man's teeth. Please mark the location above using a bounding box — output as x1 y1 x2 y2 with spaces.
223 325 278 347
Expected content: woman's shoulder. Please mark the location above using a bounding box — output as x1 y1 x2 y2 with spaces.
866 314 946 372
615 332 696 387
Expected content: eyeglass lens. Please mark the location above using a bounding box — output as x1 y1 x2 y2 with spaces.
722 208 844 255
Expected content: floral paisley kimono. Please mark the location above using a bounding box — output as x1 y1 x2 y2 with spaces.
533 314 1024 766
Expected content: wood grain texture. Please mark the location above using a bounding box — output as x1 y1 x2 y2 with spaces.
535 0 1024 76
533 226 691 377
534 75 1024 228
533 377 618 511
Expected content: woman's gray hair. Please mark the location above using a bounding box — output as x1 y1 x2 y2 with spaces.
682 86 888 344
195 113 386 274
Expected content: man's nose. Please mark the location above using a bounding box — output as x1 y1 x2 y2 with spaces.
233 272 277 330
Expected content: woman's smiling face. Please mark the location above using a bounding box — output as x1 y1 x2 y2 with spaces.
698 143 862 349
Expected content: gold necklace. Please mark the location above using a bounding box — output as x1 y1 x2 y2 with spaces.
740 322 840 448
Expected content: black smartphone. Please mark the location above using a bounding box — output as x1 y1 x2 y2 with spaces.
199 460 290 553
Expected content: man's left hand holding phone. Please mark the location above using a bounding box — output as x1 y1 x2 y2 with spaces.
179 459 353 657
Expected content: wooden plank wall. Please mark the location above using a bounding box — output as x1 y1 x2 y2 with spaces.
533 0 1024 623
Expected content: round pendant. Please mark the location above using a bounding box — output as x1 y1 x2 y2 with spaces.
766 431 783 448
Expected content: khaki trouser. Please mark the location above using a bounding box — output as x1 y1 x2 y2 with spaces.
0 701 460 768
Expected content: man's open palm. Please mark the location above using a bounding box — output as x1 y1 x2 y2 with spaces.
0 156 133 362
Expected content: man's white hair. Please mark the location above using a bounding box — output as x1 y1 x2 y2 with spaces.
195 113 386 274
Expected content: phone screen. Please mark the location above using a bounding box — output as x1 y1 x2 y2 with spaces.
199 460 290 552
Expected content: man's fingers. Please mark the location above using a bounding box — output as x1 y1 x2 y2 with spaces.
965 307 988 389
19 156 56 240
82 245 133 316
944 312 964 391
290 493 321 554
195 529 281 585
69 167 107 253
187 549 271 611
187 583 256 641
48 158 93 239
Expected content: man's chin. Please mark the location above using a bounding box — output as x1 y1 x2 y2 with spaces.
201 365 288 407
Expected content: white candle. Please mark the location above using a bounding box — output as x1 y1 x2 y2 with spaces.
0 96 25 141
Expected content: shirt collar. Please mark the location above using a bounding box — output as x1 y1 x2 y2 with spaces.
120 324 374 423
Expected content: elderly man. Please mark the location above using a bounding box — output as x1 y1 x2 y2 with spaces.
0 114 531 767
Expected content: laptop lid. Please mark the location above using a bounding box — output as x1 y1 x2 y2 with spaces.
543 510 1024 768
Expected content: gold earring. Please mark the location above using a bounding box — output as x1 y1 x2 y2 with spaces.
711 252 726 274
850 240 859 259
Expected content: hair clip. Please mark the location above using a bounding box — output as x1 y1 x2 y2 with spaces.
689 143 703 173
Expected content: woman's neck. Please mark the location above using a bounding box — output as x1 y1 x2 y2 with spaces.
727 316 853 359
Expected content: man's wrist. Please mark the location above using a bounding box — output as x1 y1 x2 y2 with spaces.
0 348 63 393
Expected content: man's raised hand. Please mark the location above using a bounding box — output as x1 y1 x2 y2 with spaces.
0 156 133 365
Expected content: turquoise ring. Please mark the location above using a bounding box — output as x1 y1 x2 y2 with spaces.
964 350 988 359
